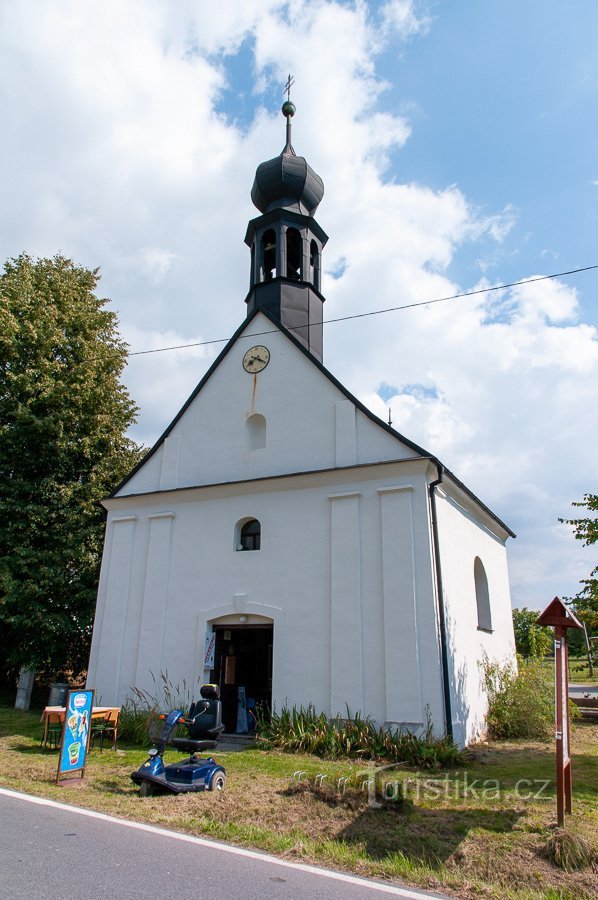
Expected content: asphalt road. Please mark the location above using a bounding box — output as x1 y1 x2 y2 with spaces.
569 683 598 699
0 788 447 900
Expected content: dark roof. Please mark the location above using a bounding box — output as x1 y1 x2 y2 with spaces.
251 146 324 216
106 455 432 501
110 309 515 539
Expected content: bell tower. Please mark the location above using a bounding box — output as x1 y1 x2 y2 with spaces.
245 95 328 361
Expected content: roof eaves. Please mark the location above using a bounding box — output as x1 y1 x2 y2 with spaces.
103 454 432 505
440 467 516 539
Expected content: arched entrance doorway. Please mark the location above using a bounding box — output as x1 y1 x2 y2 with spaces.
207 616 273 733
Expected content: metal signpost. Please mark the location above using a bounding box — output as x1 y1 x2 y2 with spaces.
56 689 94 785
537 598 583 827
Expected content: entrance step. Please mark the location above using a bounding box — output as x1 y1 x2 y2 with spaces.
218 733 257 752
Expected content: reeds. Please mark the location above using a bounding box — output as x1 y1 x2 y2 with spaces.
118 671 200 745
255 704 464 768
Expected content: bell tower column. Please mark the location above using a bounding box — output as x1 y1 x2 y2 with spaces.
244 96 328 362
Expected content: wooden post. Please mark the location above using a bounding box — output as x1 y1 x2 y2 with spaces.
537 598 583 828
554 627 567 825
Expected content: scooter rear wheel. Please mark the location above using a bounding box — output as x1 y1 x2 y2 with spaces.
139 781 154 797
208 771 226 791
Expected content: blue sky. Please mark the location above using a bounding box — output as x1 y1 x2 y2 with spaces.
0 0 596 609
384 1 598 303
214 2 598 320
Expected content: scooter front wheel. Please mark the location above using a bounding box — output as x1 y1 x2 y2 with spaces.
208 771 226 791
140 780 154 797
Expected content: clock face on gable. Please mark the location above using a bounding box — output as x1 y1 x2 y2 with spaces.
242 345 270 373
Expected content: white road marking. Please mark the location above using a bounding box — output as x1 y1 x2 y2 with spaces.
0 786 444 898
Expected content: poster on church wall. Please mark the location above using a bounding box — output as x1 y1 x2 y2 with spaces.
204 630 216 669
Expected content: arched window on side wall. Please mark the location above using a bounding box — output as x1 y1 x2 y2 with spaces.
236 518 261 551
246 413 266 450
262 229 276 281
474 557 492 632
286 228 302 280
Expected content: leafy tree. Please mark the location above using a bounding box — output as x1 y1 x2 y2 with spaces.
0 253 143 680
560 494 598 634
512 607 552 658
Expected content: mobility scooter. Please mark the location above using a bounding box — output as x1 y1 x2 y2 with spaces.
131 684 226 796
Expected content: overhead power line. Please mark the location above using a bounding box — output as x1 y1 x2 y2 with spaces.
128 264 598 358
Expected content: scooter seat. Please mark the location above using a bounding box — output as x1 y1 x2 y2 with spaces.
170 738 218 753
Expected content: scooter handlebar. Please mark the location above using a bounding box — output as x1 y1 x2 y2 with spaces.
178 708 207 727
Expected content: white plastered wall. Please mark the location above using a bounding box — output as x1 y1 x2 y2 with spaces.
87 314 515 743
116 314 415 498
434 483 516 745
87 459 446 734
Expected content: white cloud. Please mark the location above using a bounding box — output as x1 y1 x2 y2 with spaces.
355 276 598 605
122 323 216 446
479 205 517 243
510 276 580 325
129 248 179 282
380 0 432 40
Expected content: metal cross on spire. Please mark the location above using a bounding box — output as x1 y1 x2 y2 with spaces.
281 74 296 154
284 74 295 101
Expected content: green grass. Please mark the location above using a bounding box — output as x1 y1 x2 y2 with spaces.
567 658 597 685
0 704 596 899
532 655 597 687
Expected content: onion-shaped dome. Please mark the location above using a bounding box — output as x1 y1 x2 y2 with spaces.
250 102 324 216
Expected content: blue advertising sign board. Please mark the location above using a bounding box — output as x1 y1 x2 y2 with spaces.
57 689 94 783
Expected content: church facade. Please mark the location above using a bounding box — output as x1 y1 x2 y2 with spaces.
87 102 516 745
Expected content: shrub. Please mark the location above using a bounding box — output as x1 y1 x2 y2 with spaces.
117 704 159 746
483 656 554 739
255 704 464 768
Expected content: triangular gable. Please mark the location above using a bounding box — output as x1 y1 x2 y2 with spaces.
108 308 515 540
111 307 429 497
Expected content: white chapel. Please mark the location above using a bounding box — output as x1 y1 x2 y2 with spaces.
87 100 516 745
